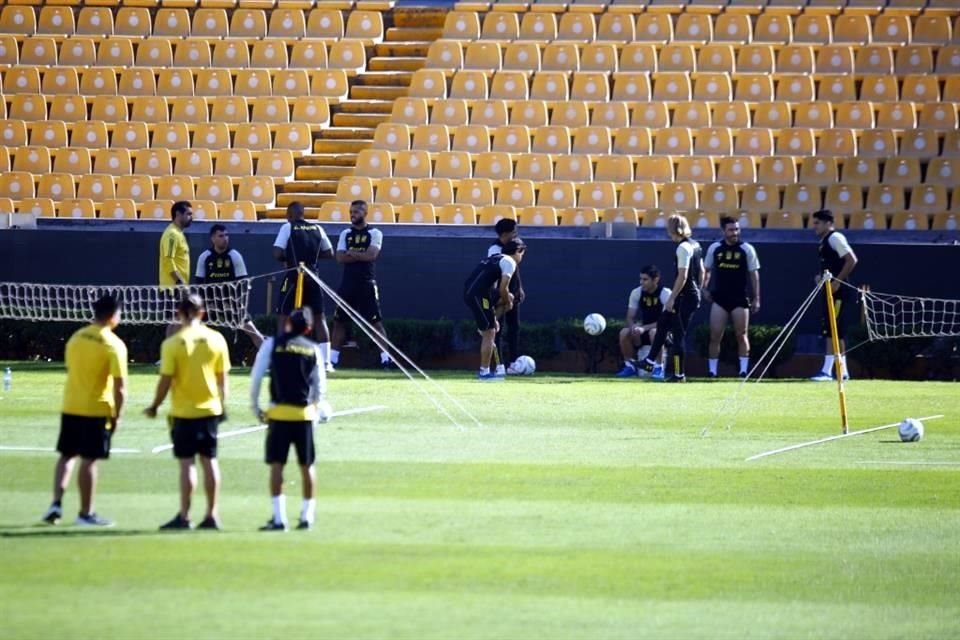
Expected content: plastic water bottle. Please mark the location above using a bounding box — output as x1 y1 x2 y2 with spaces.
2 368 11 393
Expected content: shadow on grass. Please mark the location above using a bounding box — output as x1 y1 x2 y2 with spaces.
0 524 167 539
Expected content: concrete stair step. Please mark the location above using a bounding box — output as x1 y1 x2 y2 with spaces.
353 71 413 87
385 27 443 42
368 56 425 72
392 8 447 29
299 153 358 166
277 193 335 208
332 112 390 127
374 42 431 58
296 165 353 180
316 127 376 140
279 180 338 194
314 139 372 153
335 100 394 114
350 85 407 100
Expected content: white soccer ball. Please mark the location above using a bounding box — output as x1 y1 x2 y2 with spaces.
898 418 924 442
583 313 607 336
511 355 536 375
316 400 333 424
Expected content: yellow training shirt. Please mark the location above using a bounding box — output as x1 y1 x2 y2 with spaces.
159 223 190 289
160 324 231 419
62 324 128 421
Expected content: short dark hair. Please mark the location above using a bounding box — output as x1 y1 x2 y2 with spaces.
286 201 305 220
502 238 526 255
812 209 835 223
350 200 367 208
495 218 517 235
640 265 660 280
209 223 226 237
720 216 738 228
176 293 205 321
92 294 121 322
171 201 192 220
288 307 314 336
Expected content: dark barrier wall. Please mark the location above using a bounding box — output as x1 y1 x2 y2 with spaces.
1 228 958 335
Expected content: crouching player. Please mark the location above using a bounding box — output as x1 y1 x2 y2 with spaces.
250 308 329 531
616 265 671 379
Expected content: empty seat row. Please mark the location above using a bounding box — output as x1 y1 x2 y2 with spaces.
0 36 366 72
371 122 960 159
0 120 312 153
444 10 959 46
426 39 960 76
0 6 381 42
2 95 331 128
392 97 960 130
2 197 258 222
409 68 960 104
1 67 350 99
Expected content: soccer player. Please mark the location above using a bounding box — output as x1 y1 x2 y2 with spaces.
41 295 127 527
273 201 335 371
145 294 231 531
641 215 704 382
250 308 327 531
195 223 264 348
463 239 526 380
487 218 526 375
702 217 761 378
330 200 393 370
615 265 671 378
159 201 193 337
810 209 859 381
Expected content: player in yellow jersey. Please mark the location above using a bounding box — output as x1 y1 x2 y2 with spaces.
41 295 127 527
145 294 231 531
159 201 193 337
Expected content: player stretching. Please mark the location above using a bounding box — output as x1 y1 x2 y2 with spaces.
702 216 761 378
641 215 704 382
159 201 192 337
330 200 393 370
615 265 670 378
195 223 264 348
487 218 525 375
810 209 858 381
146 294 231 530
41 295 127 527
463 239 526 380
251 308 327 531
273 201 335 371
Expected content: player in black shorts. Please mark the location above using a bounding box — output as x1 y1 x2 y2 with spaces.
616 265 671 378
810 209 859 381
250 309 327 531
641 215 704 382
702 216 762 378
330 200 393 370
273 201 335 372
464 239 526 380
487 218 526 375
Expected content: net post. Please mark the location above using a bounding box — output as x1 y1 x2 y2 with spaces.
824 271 850 434
294 262 305 308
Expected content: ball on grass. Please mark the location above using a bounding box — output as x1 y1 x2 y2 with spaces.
898 418 924 442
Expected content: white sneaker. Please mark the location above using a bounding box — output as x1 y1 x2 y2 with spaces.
326 363 335 374
810 371 833 382
494 364 506 378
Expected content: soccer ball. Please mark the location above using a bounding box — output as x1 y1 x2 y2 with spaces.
583 313 607 336
510 355 536 375
898 418 924 442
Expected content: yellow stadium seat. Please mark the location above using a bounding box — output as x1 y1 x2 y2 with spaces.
451 124 491 153
926 159 957 186
21 37 58 67
396 203 435 224
571 126 610 154
660 183 698 212
591 102 629 129
860 76 899 102
935 45 960 74
834 101 874 129
291 42 328 69
620 181 658 209
581 43 617 73
430 99 469 127
858 130 897 158
156 69 194 99
192 8 228 38
434 151 472 180
597 13 635 42
230 9 267 39
391 98 429 126
38 174 76 201
943 131 960 158
31 121 69 149
0 6 37 36
100 199 138 221
741 184 780 214
578 182 618 209
273 123 311 155
58 199 97 220
595 156 633 182
329 41 366 74
451 71 489 100
207 97 247 125
514 153 553 181
509 100 548 127
42 68 79 97
444 11 482 40
78 69 118 97
135 39 173 68
816 45 854 75
470 100 508 127
754 14 792 44
434 202 473 224
673 101 710 128
518 12 557 42
14 147 51 174
234 123 271 152
517 206 556 226
629 102 667 129
54 147 92 175
731 76 771 102
652 72 692 101
290 97 329 129
895 45 933 76
751 103 789 129
635 14 673 44
310 70 349 99
531 125 570 154
77 8 114 37
841 158 880 186
501 42 539 71
140 201 173 222
346 11 383 42
799 156 839 186
756 156 796 185
714 13 751 43
155 8 191 37
890 212 928 231
188 200 217 222
658 44 696 72
791 102 830 129
94 149 132 177
306 9 344 40
910 185 949 214
834 15 871 44
864 185 904 218
412 124 450 152
174 149 213 177
794 14 832 45
367 201 395 225
416 178 455 205
717 156 757 183
876 102 916 129
251 97 290 125
409 69 448 99
119 69 158 97
913 15 951 45
600 208 639 225
356 149 393 179
153 122 191 151
373 123 411 152
619 43 657 73
10 96 47 122
536 181 575 208
4 68 41 95
676 156 715 182
901 76 940 103
476 205 515 226
881 158 920 187
112 122 150 150
116 8 151 39
116 176 154 203
543 43 580 72
818 76 856 103
613 127 652 155
490 125 529 153
473 153 512 180
234 70 271 98
765 212 804 229
269 71 307 98
88 96 127 124
0 36 18 66
210 41 249 69
96 37 134 69
819 129 857 157
76 175 115 202
215 149 253 178
677 14 713 43
134 149 172 177
652 126 691 156
236 176 275 209
337 177 374 204
872 15 910 45
824 184 864 215
691 126 729 155
557 207 597 226
195 176 233 202
488 71 528 100
696 44 734 73
268 8 306 40
455 178 496 206
854 45 894 75
0 120 28 148
700 183 740 214
554 155 593 182
557 13 595 42
530 71 569 101
782 184 823 214
496 179 535 207
464 41 502 71
610 72 650 101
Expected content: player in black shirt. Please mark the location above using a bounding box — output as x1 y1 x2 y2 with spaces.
641 215 704 382
616 265 672 377
702 217 761 378
810 209 859 381
464 239 526 381
195 224 264 348
487 218 526 375
272 201 335 371
330 200 393 370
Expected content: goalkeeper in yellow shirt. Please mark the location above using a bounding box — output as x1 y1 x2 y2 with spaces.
145 294 231 531
159 201 193 337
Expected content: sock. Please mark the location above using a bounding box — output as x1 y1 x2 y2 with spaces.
380 350 391 364
330 349 340 365
271 495 287 525
52 499 61 508
318 342 331 366
301 498 316 523
708 358 718 375
739 357 749 374
823 355 835 374
480 367 490 375
839 355 847 377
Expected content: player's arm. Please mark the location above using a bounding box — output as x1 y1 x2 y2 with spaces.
830 234 858 292
335 229 356 264
216 337 231 413
272 223 290 266
701 244 715 303
145 340 175 417
232 250 248 278
624 307 637 329
194 250 207 285
161 235 186 286
665 268 687 313
345 229 382 263
109 345 128 430
249 338 272 422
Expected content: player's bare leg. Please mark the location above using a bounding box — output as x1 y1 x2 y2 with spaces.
298 464 316 529
199 456 220 522
478 327 498 379
732 308 750 377
76 458 97 516
179 458 197 520
616 327 643 377
42 455 76 523
708 304 729 378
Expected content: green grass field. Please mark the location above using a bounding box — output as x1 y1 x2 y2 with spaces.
1 363 958 639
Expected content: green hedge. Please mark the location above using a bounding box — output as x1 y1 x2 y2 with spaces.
692 324 796 375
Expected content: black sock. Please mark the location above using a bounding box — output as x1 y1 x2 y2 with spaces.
52 500 61 508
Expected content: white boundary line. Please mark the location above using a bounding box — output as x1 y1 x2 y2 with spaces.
149 405 387 454
745 414 945 462
855 461 960 466
0 446 141 454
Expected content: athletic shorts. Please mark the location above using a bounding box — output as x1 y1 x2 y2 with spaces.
170 416 221 459
464 292 496 332
712 291 750 314
333 280 382 324
265 420 316 466
627 326 654 347
821 289 855 341
57 414 112 460
275 273 324 317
